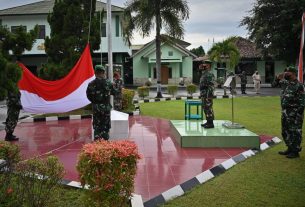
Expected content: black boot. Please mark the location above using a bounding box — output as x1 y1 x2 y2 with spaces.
5 133 19 141
201 122 208 127
278 148 291 155
286 152 300 159
204 120 214 128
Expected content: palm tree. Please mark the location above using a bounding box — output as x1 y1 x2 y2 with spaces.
208 37 240 96
123 0 190 98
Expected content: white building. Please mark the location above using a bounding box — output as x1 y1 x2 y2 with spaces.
0 0 131 79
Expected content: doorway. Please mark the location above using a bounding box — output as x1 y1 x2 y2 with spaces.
265 62 274 83
161 66 169 84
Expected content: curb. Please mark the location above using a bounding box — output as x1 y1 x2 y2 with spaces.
143 137 282 207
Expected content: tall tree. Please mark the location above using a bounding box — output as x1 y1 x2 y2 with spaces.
190 46 205 57
42 0 101 80
208 37 240 96
240 0 305 64
123 0 190 97
208 37 240 71
0 25 38 100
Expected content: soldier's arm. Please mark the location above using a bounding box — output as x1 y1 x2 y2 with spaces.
86 83 95 103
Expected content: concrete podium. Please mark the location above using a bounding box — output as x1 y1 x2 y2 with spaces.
170 120 260 149
91 110 129 140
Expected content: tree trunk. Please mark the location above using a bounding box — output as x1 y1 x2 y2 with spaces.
155 1 162 98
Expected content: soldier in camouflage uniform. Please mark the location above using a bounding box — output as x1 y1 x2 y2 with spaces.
86 65 115 141
278 66 305 158
113 72 123 111
199 60 215 128
5 90 22 141
238 71 247 94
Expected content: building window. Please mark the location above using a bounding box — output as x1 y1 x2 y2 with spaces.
115 15 120 37
0 19 2 26
37 25 46 39
168 51 173 56
153 68 156 79
101 23 106 37
11 26 27 33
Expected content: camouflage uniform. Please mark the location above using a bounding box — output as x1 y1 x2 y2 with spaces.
113 78 123 111
281 79 305 154
5 91 22 136
200 70 215 121
86 77 115 140
239 72 247 94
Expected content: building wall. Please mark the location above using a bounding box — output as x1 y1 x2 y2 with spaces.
0 13 131 55
133 43 194 85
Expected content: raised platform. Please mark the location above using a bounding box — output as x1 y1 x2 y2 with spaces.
170 120 260 149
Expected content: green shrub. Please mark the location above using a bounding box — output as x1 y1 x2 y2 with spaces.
122 88 135 110
137 86 149 99
167 85 178 97
11 156 65 207
0 141 21 171
186 84 197 96
0 141 21 206
77 140 141 207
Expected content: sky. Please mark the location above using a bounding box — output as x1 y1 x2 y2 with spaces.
0 0 256 52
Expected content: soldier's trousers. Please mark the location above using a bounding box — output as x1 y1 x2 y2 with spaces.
92 109 111 140
5 106 20 135
114 94 123 111
202 97 214 121
241 84 246 93
281 108 304 152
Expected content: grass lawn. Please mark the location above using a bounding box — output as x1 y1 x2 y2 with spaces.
140 96 305 207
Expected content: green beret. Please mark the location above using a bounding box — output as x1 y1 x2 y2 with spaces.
286 66 297 74
94 65 105 72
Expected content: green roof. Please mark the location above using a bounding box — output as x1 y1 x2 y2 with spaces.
0 0 124 16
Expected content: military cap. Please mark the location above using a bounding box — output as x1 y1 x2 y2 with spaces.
203 60 212 64
94 65 105 72
286 66 297 74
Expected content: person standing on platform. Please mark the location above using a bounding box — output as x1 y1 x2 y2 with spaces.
113 72 123 111
5 90 22 141
238 71 247 94
252 70 261 94
199 60 215 128
278 66 305 158
86 65 115 141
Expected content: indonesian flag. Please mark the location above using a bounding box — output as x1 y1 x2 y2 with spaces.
298 12 305 83
18 44 95 113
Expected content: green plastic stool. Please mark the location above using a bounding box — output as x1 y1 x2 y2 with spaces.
184 100 203 120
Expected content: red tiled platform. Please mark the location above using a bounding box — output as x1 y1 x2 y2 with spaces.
0 116 272 201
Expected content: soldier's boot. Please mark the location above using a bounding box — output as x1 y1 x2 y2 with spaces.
201 121 208 127
5 133 19 141
278 147 292 155
286 152 300 159
204 119 214 129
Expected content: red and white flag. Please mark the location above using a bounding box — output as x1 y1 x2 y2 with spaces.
298 12 305 82
18 44 95 113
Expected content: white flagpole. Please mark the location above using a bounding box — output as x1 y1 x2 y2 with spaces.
107 0 113 106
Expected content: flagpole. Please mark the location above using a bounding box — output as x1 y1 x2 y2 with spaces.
298 13 305 83
107 0 113 105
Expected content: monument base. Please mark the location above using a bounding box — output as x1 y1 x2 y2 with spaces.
91 110 129 141
170 120 259 149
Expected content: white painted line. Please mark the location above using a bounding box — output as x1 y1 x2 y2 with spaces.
195 170 214 184
272 137 282 143
242 150 255 158
130 193 144 207
46 116 58 121
162 185 184 201
69 115 82 120
260 143 270 151
221 158 237 170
